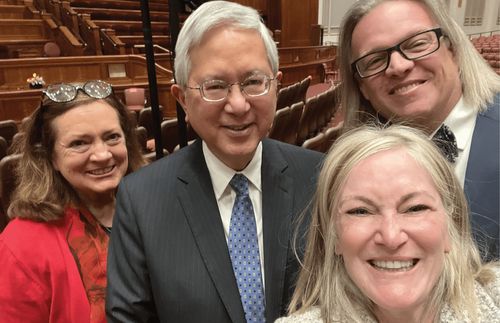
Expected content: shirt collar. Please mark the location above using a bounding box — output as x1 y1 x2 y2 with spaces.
203 141 262 200
441 96 477 151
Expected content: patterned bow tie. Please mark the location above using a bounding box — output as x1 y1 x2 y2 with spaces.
432 124 458 163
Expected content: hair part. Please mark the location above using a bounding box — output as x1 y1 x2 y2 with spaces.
289 124 491 322
173 0 279 87
8 91 145 221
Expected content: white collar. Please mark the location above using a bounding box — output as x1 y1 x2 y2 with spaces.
202 141 262 201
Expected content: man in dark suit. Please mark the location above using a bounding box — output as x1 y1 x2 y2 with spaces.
106 1 323 322
337 0 500 260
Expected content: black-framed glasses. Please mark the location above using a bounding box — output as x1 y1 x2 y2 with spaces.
43 80 113 102
186 74 277 102
352 28 444 78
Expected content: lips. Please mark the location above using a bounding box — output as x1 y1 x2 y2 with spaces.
225 124 251 131
369 259 418 271
88 166 114 176
389 80 425 95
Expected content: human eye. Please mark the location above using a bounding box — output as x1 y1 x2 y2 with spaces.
68 139 90 152
403 35 433 52
243 76 266 86
345 207 371 216
361 53 387 71
106 132 123 145
405 204 430 213
203 80 227 91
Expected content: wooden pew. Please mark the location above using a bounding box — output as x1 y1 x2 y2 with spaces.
69 0 168 12
91 20 169 35
72 7 168 22
0 55 176 122
278 45 337 86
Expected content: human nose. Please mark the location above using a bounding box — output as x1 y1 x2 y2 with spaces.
89 141 112 161
225 83 249 114
384 50 414 77
373 213 408 250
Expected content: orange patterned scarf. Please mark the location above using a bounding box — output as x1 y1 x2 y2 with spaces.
66 207 109 323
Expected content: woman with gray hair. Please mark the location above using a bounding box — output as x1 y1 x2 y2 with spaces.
277 125 499 323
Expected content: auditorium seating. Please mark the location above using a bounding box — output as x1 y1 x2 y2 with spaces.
277 76 311 110
268 101 304 145
0 153 21 230
471 34 500 74
124 87 146 112
0 1 84 58
0 120 18 146
296 83 341 145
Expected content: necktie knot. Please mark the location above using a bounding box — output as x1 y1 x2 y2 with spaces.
230 173 249 197
432 124 458 163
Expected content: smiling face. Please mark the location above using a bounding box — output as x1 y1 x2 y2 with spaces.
171 26 281 171
335 148 450 321
51 101 128 204
351 0 462 132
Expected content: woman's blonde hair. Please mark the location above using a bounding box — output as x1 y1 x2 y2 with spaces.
289 124 492 323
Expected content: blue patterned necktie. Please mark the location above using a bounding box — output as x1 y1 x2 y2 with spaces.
228 174 266 323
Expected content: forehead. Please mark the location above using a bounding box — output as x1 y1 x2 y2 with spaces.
352 1 437 56
188 26 271 79
344 148 437 189
52 101 121 134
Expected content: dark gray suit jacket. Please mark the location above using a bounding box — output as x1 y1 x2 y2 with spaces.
106 139 323 322
465 93 499 261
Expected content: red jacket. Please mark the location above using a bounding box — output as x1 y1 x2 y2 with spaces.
0 208 106 323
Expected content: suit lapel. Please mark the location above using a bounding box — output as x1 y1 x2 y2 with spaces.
465 94 500 259
176 141 246 323
261 140 293 321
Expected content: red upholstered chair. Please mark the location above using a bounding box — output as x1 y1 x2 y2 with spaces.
124 88 146 112
43 42 61 57
0 154 21 230
0 120 18 146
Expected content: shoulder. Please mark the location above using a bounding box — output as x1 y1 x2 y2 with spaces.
263 139 324 168
474 264 500 322
480 93 500 121
1 218 64 247
123 140 200 185
480 265 500 305
275 307 323 323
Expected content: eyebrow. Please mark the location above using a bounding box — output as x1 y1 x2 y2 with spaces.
356 27 438 58
339 190 438 208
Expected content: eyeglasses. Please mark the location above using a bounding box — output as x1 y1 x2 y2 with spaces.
43 80 113 102
352 28 444 78
186 74 277 102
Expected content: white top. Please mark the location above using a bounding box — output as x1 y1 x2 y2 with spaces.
431 96 477 187
203 141 265 286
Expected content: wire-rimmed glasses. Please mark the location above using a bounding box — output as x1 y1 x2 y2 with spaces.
352 28 444 78
43 80 113 103
186 74 277 102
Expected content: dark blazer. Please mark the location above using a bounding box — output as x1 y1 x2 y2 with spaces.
106 139 323 323
465 93 499 261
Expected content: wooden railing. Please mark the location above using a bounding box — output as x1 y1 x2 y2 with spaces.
0 54 176 122
279 45 337 85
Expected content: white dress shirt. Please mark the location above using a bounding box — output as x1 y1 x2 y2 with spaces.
203 141 265 286
431 96 477 187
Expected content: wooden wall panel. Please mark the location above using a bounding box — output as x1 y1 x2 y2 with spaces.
279 0 318 47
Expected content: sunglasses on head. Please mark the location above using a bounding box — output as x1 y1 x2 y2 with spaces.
43 80 113 103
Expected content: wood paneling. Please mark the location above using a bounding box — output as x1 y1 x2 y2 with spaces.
280 0 319 47
0 54 176 122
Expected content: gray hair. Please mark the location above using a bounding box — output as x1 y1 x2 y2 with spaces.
173 1 279 87
338 0 500 129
